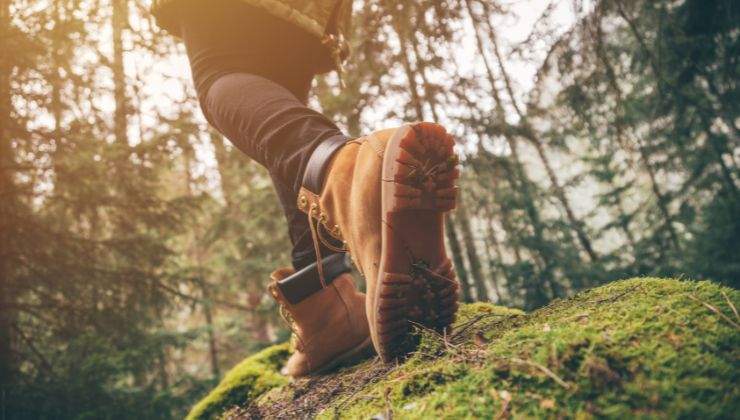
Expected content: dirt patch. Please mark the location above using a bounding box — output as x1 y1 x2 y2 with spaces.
226 357 397 419
225 311 517 419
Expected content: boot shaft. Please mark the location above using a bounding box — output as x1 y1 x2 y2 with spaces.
298 130 397 281
268 254 367 346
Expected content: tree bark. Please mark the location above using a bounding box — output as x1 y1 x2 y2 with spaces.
112 0 128 147
477 0 598 263
202 286 221 379
211 131 234 203
480 203 506 302
592 6 680 250
182 139 222 379
212 132 274 343
446 215 473 302
0 0 15 397
455 200 489 301
462 0 560 301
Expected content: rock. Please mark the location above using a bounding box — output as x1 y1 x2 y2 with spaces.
188 278 740 419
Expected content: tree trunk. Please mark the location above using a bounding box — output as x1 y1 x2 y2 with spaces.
464 0 564 299
527 134 599 262
157 349 169 390
398 11 494 303
202 286 221 379
112 0 128 147
446 216 473 302
477 0 598 263
211 132 275 342
455 200 489 301
481 205 506 302
496 200 524 265
612 0 725 250
391 10 425 122
182 139 222 379
464 159 508 302
0 0 15 397
246 291 271 342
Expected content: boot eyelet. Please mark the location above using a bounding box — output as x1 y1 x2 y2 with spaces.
319 212 328 223
298 195 308 209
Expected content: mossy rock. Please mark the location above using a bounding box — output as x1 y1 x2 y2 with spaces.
185 343 290 420
187 278 740 419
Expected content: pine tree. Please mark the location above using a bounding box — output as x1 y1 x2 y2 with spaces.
0 0 15 398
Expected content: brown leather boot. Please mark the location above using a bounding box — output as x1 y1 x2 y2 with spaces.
297 123 460 362
268 253 372 377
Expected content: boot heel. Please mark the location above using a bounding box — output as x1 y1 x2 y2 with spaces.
375 259 459 361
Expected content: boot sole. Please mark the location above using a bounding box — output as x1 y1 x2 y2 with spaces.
373 122 460 362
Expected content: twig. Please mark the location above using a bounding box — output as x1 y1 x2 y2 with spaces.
384 387 394 420
688 294 740 330
495 390 511 420
721 291 739 323
510 357 571 389
588 285 639 304
443 326 454 351
451 313 489 335
449 312 511 343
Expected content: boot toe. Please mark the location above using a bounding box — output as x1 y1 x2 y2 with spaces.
285 352 311 378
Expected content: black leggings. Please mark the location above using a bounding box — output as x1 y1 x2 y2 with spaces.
203 73 344 269
178 0 345 269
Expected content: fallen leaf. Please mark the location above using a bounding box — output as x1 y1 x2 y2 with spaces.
666 332 682 347
474 332 489 346
499 390 512 402
540 398 556 409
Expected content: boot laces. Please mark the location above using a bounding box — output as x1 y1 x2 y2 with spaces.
307 203 348 287
278 304 305 353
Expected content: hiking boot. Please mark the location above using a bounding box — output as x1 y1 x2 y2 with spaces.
297 122 460 362
268 253 372 377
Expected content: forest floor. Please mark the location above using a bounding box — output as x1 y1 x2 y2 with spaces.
187 278 739 419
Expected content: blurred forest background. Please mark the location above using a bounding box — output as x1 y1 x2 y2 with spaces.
1 0 737 417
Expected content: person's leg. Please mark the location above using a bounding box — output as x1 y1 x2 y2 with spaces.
178 0 346 270
172 1 373 378
203 72 345 269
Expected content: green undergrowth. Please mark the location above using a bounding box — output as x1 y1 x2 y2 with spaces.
185 343 290 420
187 278 740 419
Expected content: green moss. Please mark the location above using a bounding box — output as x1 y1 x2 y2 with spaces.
185 343 289 420
318 278 739 419
190 278 740 419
